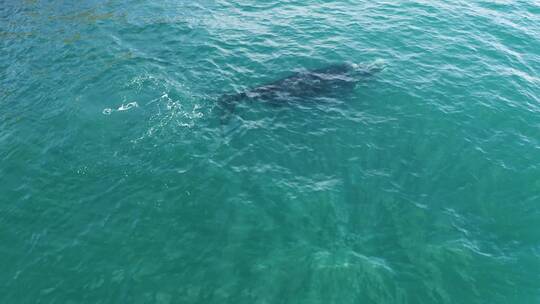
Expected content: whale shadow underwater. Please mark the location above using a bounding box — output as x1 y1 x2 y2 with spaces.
216 60 385 119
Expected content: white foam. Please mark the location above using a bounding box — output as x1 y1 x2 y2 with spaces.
117 102 139 111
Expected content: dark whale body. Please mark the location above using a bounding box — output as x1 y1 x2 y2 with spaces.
218 62 384 111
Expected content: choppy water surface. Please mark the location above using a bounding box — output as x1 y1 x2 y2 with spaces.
1 0 539 303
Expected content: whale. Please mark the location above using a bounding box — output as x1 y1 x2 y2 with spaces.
217 61 384 112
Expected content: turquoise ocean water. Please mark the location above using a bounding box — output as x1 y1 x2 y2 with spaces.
1 0 539 303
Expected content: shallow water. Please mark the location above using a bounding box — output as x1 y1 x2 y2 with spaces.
1 0 539 303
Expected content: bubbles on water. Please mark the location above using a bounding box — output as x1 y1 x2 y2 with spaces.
76 166 89 175
106 73 208 144
131 92 206 143
129 73 160 92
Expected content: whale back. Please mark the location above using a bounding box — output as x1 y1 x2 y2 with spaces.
217 61 384 112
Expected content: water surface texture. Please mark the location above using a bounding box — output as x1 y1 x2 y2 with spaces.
1 0 540 303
